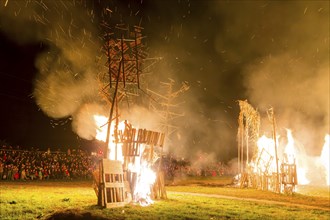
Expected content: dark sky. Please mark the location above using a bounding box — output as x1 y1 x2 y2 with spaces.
0 0 329 162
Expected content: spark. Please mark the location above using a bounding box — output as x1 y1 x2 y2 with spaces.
304 7 308 15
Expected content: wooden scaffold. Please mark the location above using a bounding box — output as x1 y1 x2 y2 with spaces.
237 101 298 194
93 24 168 208
147 79 189 199
237 100 260 188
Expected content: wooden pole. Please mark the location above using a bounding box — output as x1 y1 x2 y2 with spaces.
238 114 242 175
134 31 140 89
121 34 126 88
115 95 119 160
105 41 123 159
108 40 112 88
246 125 249 168
241 123 244 173
269 108 280 193
238 129 240 175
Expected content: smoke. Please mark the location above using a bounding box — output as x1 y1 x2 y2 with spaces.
33 68 100 118
0 0 106 140
137 0 329 163
0 0 48 44
120 105 161 131
1 1 328 162
0 1 171 143
72 102 107 140
240 2 329 155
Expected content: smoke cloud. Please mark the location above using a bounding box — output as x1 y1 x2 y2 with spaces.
142 0 329 161
239 2 329 155
0 1 328 162
1 0 106 140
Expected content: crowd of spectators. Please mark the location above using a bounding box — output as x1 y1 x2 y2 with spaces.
160 153 232 181
0 145 99 181
0 145 233 182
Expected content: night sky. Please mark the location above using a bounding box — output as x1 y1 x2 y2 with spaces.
0 0 329 162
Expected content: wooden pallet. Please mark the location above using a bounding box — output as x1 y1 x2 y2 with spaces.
102 159 129 208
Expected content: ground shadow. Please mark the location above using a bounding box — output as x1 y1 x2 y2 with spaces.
45 209 109 220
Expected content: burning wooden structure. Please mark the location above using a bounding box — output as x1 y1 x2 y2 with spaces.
237 100 298 194
93 25 167 208
93 121 166 207
237 100 260 183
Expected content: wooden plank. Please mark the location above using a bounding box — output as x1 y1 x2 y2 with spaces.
159 133 165 147
102 159 127 208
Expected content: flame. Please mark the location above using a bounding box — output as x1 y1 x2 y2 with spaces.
255 130 311 186
320 134 329 185
283 129 309 185
127 146 157 206
93 115 125 162
132 161 156 206
256 135 277 173
93 115 156 205
296 167 309 185
257 135 275 153
94 115 108 142
284 129 295 164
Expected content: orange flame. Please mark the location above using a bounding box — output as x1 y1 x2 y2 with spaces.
320 134 329 186
284 129 295 164
255 130 311 185
283 129 309 185
93 115 156 205
132 161 156 206
93 115 125 162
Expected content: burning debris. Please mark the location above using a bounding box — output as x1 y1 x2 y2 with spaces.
93 118 165 207
237 100 329 194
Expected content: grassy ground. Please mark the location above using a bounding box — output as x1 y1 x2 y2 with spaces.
0 178 329 220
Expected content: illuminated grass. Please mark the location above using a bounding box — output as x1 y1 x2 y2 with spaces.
166 185 330 209
0 181 329 220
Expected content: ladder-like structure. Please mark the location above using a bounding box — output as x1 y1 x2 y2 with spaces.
94 25 167 206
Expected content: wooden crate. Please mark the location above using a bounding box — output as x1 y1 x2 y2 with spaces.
280 163 297 194
102 159 127 208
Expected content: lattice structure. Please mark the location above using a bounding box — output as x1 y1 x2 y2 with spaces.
101 159 131 208
94 24 168 208
94 120 167 207
256 148 274 174
237 102 297 194
119 121 165 170
237 100 260 174
104 25 147 88
118 121 167 200
280 163 297 194
146 79 188 199
148 79 189 140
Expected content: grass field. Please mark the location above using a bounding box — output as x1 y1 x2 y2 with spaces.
0 177 329 220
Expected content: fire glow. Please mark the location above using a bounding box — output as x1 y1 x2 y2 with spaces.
255 129 329 187
320 134 329 186
93 115 157 206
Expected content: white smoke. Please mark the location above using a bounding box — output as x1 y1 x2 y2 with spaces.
1 1 105 140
